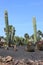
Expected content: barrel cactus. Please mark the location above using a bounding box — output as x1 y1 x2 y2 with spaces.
37 41 43 50
26 41 35 52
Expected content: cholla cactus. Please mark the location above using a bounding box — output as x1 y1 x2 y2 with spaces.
32 17 37 43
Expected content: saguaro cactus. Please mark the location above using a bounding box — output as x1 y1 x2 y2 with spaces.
4 10 9 45
32 17 37 43
4 10 16 47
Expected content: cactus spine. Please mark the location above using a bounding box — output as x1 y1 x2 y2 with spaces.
32 17 37 43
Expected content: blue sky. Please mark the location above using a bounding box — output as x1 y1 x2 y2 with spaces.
0 0 43 37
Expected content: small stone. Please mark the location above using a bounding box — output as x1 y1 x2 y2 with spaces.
14 60 19 65
0 56 2 62
38 60 43 65
25 59 34 65
2 57 6 62
35 60 39 65
5 56 13 62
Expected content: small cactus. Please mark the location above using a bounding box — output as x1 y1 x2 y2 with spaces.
37 41 43 50
26 42 35 52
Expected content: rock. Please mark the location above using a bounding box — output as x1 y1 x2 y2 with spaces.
17 59 27 65
17 63 27 65
14 60 19 65
35 60 39 65
1 63 5 65
25 59 35 65
5 56 13 62
1 55 43 65
0 62 2 65
2 57 6 62
17 62 26 65
38 60 43 65
19 60 24 64
0 56 2 62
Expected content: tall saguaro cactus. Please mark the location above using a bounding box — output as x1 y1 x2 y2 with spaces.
4 10 16 47
4 10 9 45
32 17 37 43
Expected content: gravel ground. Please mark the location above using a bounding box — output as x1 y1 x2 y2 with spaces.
0 45 43 61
